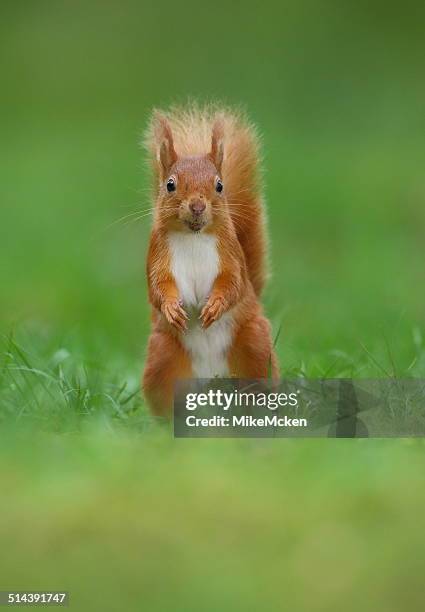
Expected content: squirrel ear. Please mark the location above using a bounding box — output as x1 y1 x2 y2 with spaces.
209 120 224 172
154 113 177 177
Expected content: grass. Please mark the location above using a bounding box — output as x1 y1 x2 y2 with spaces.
1 314 424 610
1 323 425 612
0 329 146 432
1 413 425 611
1 321 424 435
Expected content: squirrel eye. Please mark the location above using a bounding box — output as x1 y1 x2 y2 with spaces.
166 178 176 192
216 178 223 193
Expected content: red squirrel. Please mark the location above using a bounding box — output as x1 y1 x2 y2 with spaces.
142 104 279 415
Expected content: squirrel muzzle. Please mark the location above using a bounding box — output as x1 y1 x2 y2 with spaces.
181 196 211 232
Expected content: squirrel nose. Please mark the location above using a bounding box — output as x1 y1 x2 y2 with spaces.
189 200 206 215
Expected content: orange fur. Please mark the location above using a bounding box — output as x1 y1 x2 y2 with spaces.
142 103 278 416
144 103 268 294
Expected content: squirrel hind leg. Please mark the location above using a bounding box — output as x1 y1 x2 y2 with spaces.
142 330 192 417
228 316 279 379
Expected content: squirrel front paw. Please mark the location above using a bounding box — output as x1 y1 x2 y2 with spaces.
162 298 188 332
200 294 228 329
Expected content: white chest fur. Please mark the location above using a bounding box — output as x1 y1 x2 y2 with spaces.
168 232 233 378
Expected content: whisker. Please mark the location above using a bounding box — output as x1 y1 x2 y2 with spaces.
100 209 149 232
226 211 251 222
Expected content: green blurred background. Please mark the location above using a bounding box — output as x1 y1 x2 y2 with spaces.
1 1 425 610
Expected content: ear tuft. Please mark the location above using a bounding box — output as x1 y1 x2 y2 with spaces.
209 119 224 172
153 112 177 177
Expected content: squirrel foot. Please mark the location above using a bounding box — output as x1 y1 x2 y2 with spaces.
162 298 188 332
200 295 228 329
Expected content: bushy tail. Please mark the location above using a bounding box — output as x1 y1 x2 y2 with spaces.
144 103 268 295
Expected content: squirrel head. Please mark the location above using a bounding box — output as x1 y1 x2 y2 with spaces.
153 114 225 233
